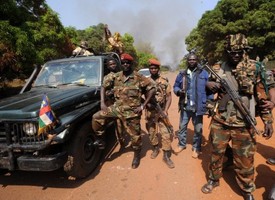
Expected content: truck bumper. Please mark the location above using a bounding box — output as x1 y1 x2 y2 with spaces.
17 152 68 171
0 152 67 171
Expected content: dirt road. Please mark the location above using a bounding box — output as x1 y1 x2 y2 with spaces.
1 71 275 200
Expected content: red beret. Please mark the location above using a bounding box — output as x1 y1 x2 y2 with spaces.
120 53 133 61
149 58 161 66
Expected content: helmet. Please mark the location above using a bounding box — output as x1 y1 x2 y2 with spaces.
225 33 251 51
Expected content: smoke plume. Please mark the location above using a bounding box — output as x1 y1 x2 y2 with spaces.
49 0 217 69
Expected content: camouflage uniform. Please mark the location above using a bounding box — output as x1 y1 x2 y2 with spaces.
207 34 273 193
92 71 155 150
95 71 125 145
72 47 92 56
104 24 124 54
72 41 93 56
146 76 172 151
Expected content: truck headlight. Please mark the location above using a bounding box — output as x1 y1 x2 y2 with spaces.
23 122 37 136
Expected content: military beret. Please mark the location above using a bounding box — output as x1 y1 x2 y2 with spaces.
120 53 133 61
149 58 161 66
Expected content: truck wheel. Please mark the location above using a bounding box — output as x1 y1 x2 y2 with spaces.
64 122 102 179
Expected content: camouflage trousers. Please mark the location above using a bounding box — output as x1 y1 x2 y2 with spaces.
145 109 172 151
208 120 256 193
92 106 142 150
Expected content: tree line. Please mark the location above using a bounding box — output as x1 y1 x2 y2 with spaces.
0 0 274 82
185 0 275 66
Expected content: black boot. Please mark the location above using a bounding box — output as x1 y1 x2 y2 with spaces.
132 149 141 169
150 145 160 159
93 135 105 149
163 150 175 168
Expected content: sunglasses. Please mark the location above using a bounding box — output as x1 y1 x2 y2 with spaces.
121 61 131 65
228 50 243 55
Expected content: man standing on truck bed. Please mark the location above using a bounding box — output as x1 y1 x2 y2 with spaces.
92 53 156 169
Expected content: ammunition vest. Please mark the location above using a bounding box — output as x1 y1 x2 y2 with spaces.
213 61 257 127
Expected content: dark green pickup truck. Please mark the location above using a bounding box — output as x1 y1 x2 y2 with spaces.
0 53 120 178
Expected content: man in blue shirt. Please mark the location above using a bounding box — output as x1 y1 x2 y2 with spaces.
173 53 211 158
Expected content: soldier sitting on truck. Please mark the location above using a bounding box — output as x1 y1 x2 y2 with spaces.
72 41 93 56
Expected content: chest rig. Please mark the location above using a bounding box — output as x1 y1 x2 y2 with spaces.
214 61 257 126
232 59 257 95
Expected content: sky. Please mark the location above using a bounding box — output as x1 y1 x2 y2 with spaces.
46 0 219 68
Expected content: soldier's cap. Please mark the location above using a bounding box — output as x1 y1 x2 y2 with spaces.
120 53 133 61
148 58 161 67
225 33 252 51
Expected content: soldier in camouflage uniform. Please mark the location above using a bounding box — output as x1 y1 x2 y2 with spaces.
223 61 275 169
201 33 273 200
104 24 124 55
72 41 93 56
145 58 174 168
92 53 156 169
96 57 125 147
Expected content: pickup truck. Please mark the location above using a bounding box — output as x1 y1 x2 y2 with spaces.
0 53 120 178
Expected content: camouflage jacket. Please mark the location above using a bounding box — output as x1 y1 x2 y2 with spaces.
103 72 116 105
151 75 171 107
72 47 93 56
211 59 273 127
103 70 155 118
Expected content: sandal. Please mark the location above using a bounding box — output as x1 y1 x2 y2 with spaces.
201 180 220 194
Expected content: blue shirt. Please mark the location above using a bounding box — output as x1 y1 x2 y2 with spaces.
173 65 212 115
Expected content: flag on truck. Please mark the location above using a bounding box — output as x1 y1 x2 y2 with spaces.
38 94 59 136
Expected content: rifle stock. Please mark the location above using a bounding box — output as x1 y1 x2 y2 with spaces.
203 63 260 135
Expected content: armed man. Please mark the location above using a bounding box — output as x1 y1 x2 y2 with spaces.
104 24 124 55
145 58 175 168
201 33 273 200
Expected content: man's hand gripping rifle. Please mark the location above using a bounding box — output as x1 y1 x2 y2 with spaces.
151 98 174 135
203 63 260 135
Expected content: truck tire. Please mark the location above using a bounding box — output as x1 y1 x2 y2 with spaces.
64 121 102 179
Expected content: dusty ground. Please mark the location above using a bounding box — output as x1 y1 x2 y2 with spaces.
0 71 275 200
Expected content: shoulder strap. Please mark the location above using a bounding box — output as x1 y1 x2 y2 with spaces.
255 61 268 93
221 62 239 91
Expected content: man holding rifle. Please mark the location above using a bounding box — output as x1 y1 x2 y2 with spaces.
145 58 175 168
173 52 212 159
201 33 273 200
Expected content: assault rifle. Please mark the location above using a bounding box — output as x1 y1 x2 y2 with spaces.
151 99 174 135
203 63 260 135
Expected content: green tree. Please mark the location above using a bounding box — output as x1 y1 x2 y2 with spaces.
185 0 275 65
0 0 73 80
136 51 156 70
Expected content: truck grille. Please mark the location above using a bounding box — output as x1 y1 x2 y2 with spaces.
0 121 47 146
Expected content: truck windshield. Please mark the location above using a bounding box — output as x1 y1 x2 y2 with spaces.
33 59 101 87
